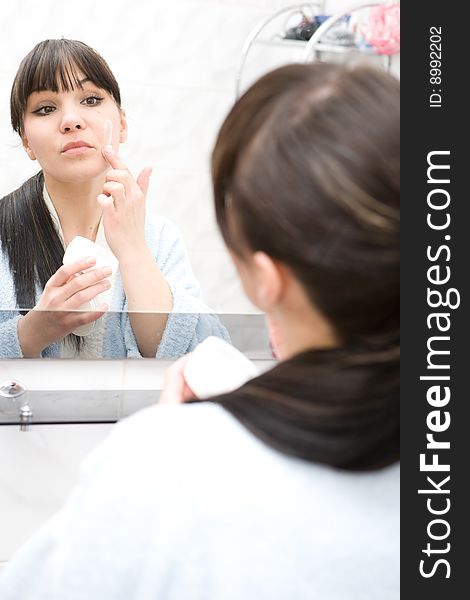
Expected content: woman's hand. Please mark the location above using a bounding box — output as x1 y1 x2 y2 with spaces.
98 146 152 260
159 354 196 405
98 145 173 357
17 258 111 357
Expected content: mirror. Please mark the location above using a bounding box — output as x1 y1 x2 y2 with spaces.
0 1 399 360
0 1 266 360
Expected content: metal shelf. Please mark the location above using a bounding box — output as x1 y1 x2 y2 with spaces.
253 37 376 54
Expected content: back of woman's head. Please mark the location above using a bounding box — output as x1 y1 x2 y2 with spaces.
11 38 121 136
212 63 399 349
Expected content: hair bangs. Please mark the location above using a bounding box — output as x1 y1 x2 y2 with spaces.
11 39 121 134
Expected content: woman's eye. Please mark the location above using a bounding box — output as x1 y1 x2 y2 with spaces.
33 105 55 116
82 96 103 106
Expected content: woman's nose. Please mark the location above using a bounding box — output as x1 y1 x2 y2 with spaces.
60 114 86 133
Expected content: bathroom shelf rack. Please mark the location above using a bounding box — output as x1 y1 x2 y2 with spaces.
235 1 399 98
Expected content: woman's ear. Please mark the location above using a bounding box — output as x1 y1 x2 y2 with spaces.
22 137 36 161
251 251 284 311
119 109 128 144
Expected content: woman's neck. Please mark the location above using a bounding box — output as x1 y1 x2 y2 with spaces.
268 313 338 360
267 283 339 360
44 174 104 245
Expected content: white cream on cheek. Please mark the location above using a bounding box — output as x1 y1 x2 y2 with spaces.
104 119 113 146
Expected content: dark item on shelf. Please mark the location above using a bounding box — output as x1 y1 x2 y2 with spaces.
283 16 319 42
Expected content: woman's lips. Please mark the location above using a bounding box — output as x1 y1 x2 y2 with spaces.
63 146 93 156
62 141 93 156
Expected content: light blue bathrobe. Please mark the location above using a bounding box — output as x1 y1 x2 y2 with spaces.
0 215 229 358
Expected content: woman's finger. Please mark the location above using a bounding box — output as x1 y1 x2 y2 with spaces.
102 181 126 207
105 169 133 186
56 303 109 332
97 193 115 214
46 266 111 308
102 145 129 171
106 168 141 200
64 266 112 298
48 258 97 288
70 304 108 323
63 279 112 310
159 354 195 404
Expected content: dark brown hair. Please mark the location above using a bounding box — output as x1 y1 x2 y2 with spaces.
11 38 121 136
1 39 121 349
208 63 400 470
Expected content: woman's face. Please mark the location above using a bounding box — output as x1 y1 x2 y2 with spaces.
21 75 126 183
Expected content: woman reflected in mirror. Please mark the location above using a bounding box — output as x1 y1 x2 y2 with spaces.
0 39 229 358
